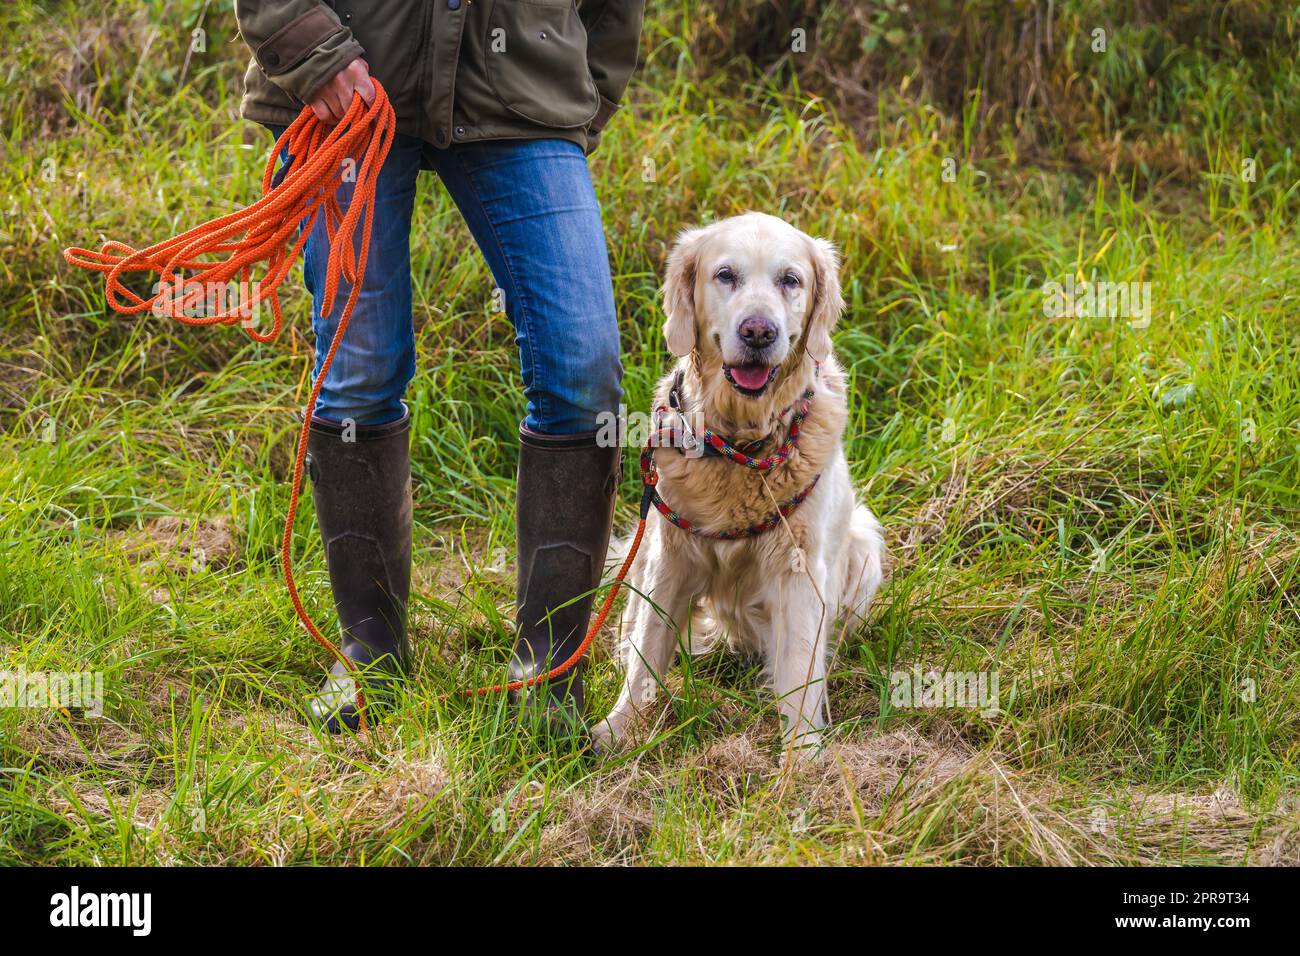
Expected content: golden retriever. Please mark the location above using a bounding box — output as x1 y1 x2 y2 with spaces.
593 212 887 758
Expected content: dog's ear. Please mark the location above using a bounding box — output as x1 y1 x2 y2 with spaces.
804 235 845 362
662 227 706 357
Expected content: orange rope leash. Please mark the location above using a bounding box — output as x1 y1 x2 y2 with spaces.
64 83 643 728
443 517 646 702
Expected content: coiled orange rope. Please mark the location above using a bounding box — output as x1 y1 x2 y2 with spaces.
64 83 642 729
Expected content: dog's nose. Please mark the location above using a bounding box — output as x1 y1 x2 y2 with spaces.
738 316 777 348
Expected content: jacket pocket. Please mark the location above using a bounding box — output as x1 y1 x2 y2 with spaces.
485 0 600 129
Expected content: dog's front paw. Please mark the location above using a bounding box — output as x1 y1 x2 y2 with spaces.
589 715 624 755
590 709 642 755
779 732 826 771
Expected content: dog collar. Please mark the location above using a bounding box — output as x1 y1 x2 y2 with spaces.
639 368 823 539
657 366 817 465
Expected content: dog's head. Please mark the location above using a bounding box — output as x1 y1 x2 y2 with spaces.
662 212 844 399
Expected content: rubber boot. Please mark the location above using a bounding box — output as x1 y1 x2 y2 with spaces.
305 410 412 733
509 425 620 733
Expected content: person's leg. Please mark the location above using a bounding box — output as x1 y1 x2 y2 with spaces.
426 138 623 434
295 134 423 426
427 139 623 727
268 126 424 732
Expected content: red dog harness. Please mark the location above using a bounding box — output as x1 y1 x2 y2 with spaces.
638 370 822 539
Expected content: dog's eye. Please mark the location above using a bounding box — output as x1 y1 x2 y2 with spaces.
780 273 801 289
714 267 736 285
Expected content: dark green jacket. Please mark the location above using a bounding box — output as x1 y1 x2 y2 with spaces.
234 1 645 153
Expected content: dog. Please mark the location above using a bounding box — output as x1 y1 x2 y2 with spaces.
593 212 887 758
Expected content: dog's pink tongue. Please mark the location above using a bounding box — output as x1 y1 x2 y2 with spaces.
729 365 770 390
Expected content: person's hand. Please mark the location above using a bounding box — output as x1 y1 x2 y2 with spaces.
308 57 375 125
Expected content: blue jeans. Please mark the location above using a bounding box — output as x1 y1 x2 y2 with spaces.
272 129 622 433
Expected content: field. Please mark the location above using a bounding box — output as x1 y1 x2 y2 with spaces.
1 0 1298 864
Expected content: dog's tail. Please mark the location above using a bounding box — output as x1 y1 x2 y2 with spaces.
841 504 887 625
684 604 727 656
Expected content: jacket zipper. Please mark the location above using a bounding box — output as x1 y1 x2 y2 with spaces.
415 0 433 141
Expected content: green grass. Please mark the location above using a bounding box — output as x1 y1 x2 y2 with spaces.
1 0 1298 865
